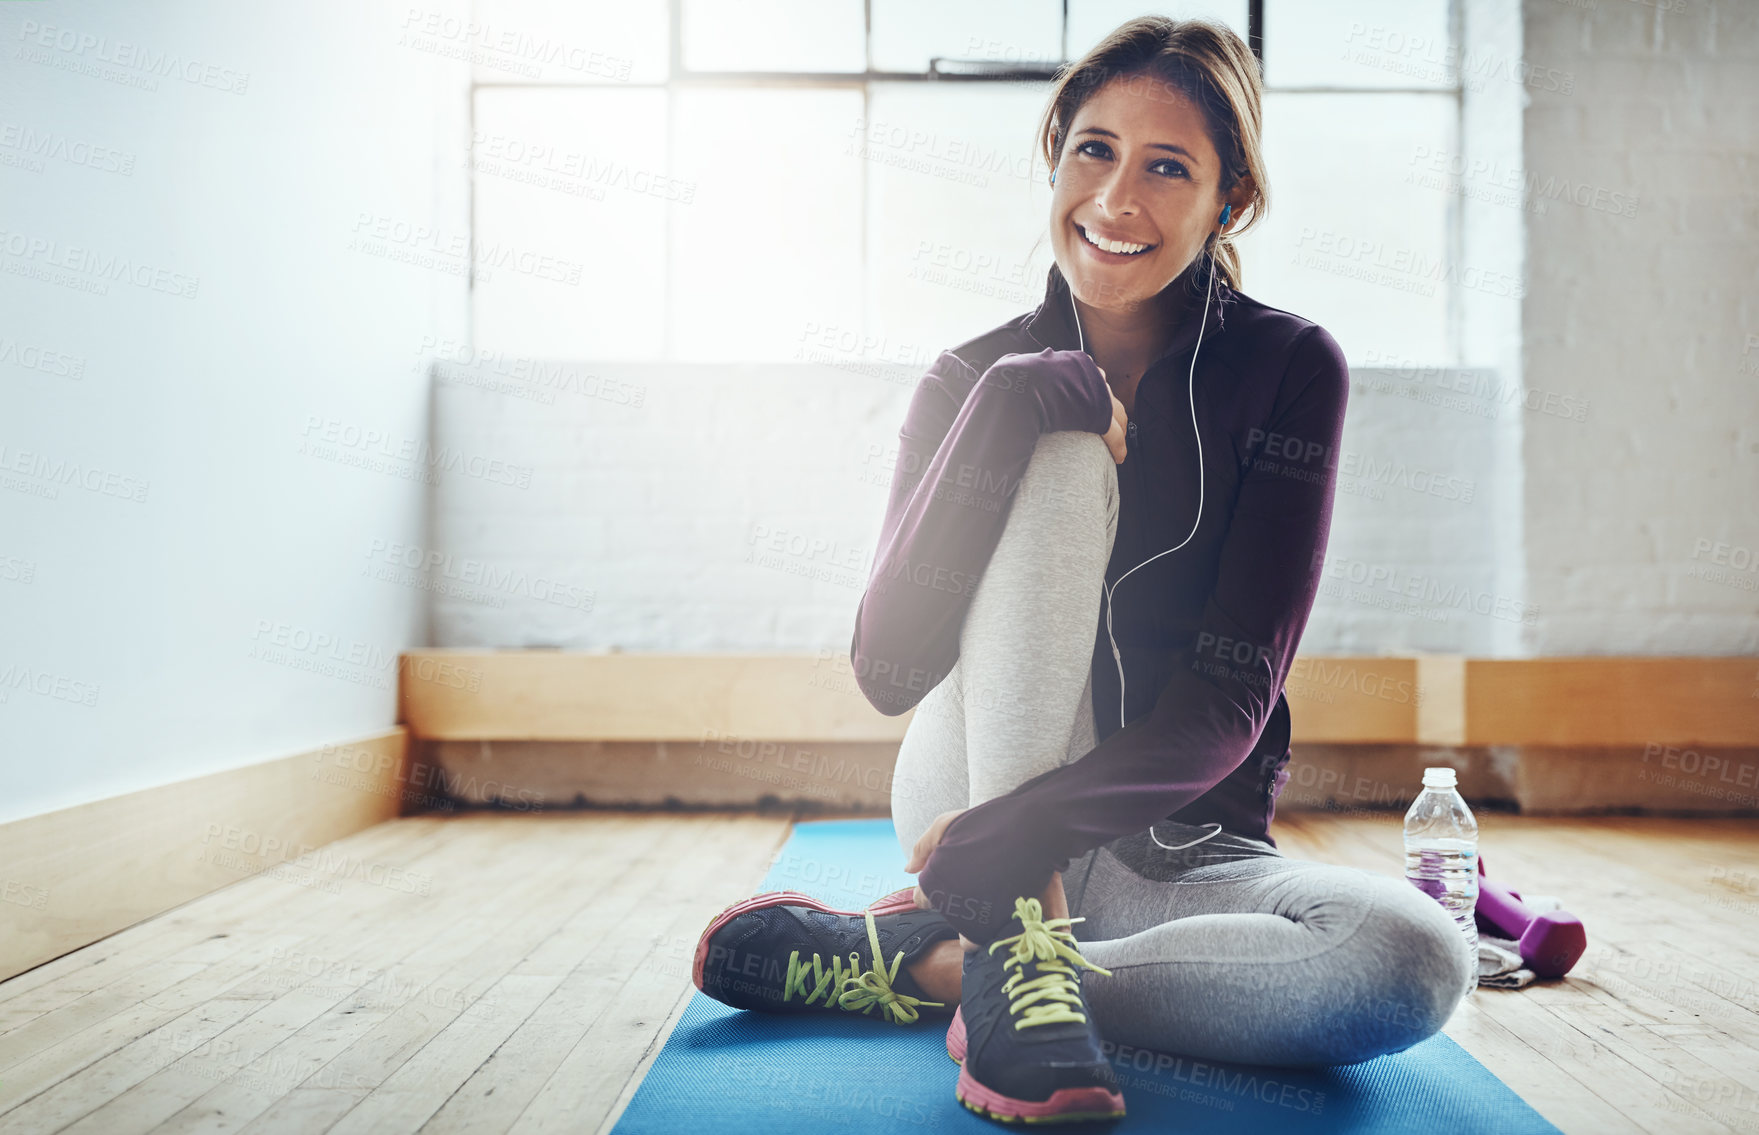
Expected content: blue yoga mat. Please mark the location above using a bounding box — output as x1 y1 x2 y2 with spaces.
616 819 1561 1134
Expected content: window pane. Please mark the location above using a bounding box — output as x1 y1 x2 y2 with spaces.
1265 0 1452 89
682 0 865 72
468 0 668 84
472 88 669 361
1068 0 1250 59
1238 93 1455 366
670 88 864 362
872 0 1062 72
865 83 1056 356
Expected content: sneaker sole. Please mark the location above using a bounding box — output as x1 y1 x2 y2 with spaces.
691 886 918 992
946 1007 1126 1124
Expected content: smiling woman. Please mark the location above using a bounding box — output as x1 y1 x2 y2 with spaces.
1039 23 1266 416
698 15 1470 1128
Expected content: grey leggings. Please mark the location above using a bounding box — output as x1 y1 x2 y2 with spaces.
891 430 1474 1067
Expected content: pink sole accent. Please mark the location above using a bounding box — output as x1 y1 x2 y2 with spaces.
691 886 922 991
948 1006 1124 1122
955 1066 1126 1123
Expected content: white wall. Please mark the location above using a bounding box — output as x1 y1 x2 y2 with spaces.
1303 0 1531 657
430 2 1535 660
425 357 1540 658
0 0 471 823
1522 0 1759 652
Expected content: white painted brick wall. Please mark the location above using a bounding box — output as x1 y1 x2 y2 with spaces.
429 1 1530 659
1523 0 1759 652
428 358 1523 656
430 0 1757 661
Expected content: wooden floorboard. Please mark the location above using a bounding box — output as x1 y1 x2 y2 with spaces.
1270 813 1759 1135
1 812 1753 1134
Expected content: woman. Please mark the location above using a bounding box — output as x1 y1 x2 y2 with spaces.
693 17 1474 1126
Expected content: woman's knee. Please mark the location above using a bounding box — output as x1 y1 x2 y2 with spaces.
1318 879 1474 1063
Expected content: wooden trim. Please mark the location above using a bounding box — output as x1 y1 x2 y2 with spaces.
1465 657 1759 746
397 651 910 742
1416 654 1469 746
398 651 1759 748
1283 655 1422 743
0 728 408 984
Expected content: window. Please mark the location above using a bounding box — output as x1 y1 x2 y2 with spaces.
471 0 1462 366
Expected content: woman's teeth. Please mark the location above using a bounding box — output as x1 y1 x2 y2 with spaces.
1079 225 1151 256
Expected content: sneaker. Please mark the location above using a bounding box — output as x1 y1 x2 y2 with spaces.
947 897 1125 1124
693 889 957 1024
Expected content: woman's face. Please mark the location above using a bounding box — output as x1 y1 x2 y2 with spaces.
1050 74 1244 313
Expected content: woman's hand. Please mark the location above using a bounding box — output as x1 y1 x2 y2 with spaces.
1099 371 1128 464
906 808 965 911
905 806 1067 946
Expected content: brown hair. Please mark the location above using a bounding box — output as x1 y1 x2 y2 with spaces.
1035 17 1267 292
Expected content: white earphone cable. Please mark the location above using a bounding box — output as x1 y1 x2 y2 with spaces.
1072 241 1224 856
1078 243 1217 733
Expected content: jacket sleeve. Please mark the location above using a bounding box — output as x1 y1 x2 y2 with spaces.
850 347 1113 715
916 324 1351 941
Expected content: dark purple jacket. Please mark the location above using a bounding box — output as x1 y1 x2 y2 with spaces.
849 263 1350 942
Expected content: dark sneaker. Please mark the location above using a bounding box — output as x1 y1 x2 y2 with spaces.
947 897 1125 1124
693 889 957 1024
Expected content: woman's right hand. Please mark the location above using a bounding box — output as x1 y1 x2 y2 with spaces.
1099 369 1128 464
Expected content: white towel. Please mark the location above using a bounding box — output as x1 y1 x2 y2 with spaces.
1476 894 1563 989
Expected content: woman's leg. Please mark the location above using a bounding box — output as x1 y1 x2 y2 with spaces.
960 430 1119 807
889 658 972 857
888 427 1469 1065
1067 824 1477 1067
890 429 1120 852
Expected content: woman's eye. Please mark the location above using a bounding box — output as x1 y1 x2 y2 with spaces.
1075 141 1187 180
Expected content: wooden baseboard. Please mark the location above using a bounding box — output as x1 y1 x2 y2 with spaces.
395 651 1757 818
395 651 908 742
398 651 1759 748
420 737 1759 818
1466 657 1758 745
0 728 408 983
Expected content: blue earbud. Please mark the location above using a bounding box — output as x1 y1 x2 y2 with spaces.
1219 203 1232 226
1050 169 1057 185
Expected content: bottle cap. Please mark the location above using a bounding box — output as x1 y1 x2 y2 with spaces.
1422 767 1459 788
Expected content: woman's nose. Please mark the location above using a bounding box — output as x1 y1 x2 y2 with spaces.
1092 163 1140 218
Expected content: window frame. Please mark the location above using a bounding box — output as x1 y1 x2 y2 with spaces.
472 0 1466 363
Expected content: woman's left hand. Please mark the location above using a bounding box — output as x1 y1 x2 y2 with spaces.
905 808 965 911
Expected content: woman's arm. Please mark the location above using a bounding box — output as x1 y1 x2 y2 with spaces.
916 324 1351 941
850 347 1113 716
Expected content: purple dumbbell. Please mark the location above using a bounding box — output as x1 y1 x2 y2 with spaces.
1473 854 1587 978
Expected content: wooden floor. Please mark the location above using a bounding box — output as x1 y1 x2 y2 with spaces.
0 811 1755 1134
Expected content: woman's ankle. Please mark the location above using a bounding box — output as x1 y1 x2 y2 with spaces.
1042 871 1069 921
904 938 965 1005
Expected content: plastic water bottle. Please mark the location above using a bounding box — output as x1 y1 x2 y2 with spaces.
1403 767 1479 998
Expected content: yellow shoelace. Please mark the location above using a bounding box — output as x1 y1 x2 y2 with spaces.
988 896 1112 1030
782 909 944 1025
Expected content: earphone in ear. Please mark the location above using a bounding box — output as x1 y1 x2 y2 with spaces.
1050 169 1057 186
1219 203 1232 226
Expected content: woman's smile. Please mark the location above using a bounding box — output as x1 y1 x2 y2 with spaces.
1075 222 1158 261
